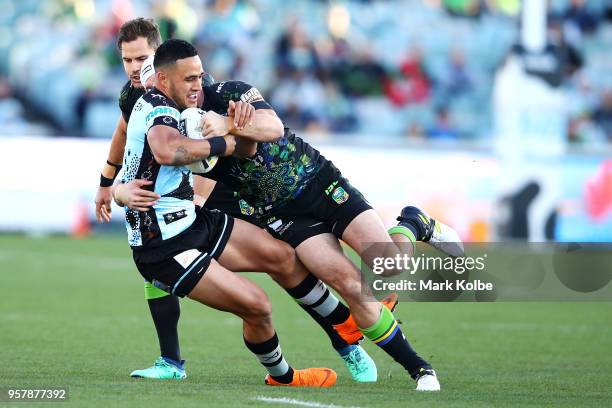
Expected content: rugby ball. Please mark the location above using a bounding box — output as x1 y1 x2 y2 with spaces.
179 107 218 173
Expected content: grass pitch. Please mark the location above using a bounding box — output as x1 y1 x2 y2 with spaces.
1 234 611 407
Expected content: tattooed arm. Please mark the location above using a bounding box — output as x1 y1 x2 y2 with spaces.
147 125 235 166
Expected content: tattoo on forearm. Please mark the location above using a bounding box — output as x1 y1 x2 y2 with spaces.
172 146 197 165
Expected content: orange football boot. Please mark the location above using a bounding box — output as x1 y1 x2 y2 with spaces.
264 368 337 387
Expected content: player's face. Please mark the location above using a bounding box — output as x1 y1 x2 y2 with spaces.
120 37 155 88
166 56 204 110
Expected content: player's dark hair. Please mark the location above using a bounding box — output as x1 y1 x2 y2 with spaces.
154 39 199 70
117 18 161 50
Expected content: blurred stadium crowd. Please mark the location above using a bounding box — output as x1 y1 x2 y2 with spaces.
0 0 611 143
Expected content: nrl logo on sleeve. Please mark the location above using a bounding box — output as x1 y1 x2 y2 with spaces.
240 87 264 103
332 186 349 204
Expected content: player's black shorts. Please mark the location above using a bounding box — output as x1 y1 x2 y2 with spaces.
205 181 262 226
261 162 372 248
132 208 234 297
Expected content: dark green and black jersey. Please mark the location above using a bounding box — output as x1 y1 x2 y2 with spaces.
202 81 327 213
118 81 145 122
201 80 271 113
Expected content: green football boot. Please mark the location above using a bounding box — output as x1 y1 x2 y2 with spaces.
130 357 186 379
341 345 377 382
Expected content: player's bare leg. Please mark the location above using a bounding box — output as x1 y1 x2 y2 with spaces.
340 209 443 390
187 260 336 387
218 218 379 382
217 218 307 288
296 231 439 391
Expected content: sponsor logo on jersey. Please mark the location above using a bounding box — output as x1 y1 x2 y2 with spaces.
324 181 339 196
332 186 349 204
163 209 188 225
277 221 294 235
216 81 227 93
240 87 264 104
268 219 283 231
145 106 180 127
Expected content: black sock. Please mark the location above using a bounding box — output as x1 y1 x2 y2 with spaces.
298 304 350 350
380 328 431 379
285 274 350 325
147 295 181 362
362 306 430 379
244 332 294 384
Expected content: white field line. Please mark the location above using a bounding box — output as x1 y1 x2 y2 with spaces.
254 396 362 408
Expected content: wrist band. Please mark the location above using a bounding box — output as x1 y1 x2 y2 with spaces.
207 136 227 157
100 160 123 187
106 160 122 172
100 175 114 187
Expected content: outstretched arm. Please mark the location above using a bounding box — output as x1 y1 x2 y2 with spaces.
95 114 128 223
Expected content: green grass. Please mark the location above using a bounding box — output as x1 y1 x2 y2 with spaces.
1 234 611 407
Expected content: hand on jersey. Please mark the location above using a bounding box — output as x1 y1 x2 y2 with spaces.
112 179 160 212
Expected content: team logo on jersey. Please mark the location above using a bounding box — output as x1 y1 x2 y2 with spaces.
240 87 264 104
332 186 349 204
239 199 255 216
